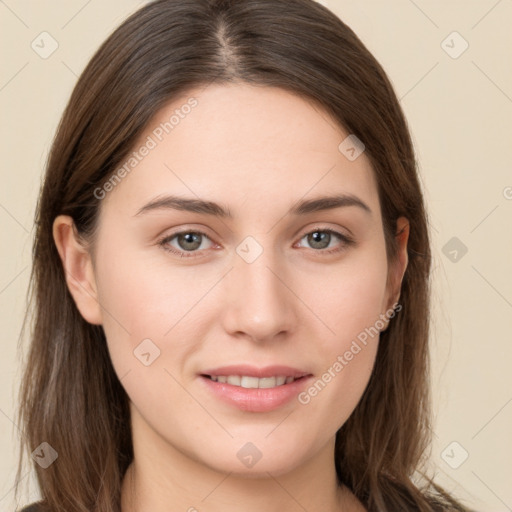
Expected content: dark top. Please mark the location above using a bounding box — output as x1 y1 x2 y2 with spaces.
19 502 44 512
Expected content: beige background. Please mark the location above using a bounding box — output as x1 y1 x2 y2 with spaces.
1 0 511 510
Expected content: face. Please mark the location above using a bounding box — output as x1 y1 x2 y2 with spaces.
56 83 407 478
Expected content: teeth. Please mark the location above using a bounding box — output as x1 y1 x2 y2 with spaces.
241 376 260 388
209 375 297 388
227 375 241 386
257 377 277 388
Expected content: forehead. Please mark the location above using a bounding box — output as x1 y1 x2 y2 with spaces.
100 83 379 220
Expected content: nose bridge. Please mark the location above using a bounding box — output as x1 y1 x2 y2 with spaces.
221 238 296 341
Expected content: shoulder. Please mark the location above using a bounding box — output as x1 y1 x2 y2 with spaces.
19 501 45 512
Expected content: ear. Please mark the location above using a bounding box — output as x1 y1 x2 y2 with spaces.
381 216 409 330
52 215 103 325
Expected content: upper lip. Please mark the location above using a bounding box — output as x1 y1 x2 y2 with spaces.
200 365 312 379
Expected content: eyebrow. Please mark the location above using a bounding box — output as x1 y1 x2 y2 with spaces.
134 193 372 218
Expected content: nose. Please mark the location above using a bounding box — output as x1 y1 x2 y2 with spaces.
220 245 298 344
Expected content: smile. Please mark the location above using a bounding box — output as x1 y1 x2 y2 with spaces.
205 375 300 388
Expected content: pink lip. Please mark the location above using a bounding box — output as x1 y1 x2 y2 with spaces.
198 365 313 413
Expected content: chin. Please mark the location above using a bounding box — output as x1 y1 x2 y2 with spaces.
205 445 306 478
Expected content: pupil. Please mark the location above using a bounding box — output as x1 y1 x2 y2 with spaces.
310 231 329 249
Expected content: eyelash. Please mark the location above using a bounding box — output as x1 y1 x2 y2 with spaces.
157 226 355 259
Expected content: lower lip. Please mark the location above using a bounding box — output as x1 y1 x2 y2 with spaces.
199 375 313 412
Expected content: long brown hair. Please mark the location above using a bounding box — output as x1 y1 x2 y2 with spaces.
15 0 471 510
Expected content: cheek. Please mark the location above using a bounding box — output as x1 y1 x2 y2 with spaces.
95 224 182 330
295 253 387 425
313 249 389 345
93 237 220 389
92 240 174 374
93 252 202 428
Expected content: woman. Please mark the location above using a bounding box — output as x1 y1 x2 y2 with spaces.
15 0 472 510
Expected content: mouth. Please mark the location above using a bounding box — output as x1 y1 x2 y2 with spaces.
198 365 313 412
201 374 307 388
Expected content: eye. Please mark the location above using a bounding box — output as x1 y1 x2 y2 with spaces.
157 226 355 259
295 227 355 255
158 230 215 258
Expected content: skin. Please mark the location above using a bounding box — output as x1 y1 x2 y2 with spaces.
53 83 409 512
